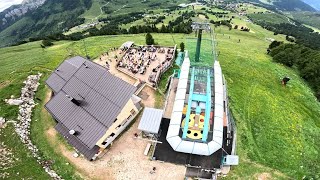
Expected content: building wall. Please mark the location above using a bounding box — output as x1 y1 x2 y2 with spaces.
96 97 140 148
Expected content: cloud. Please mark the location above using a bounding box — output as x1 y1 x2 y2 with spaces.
0 0 24 12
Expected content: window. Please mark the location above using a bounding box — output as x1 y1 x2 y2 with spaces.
130 109 136 115
122 120 128 126
102 141 107 145
116 124 121 130
110 133 115 137
128 115 132 120
114 118 117 123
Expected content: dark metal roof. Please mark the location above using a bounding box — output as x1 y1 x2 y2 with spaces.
55 123 100 160
55 61 78 81
66 56 86 68
45 56 136 157
45 73 65 93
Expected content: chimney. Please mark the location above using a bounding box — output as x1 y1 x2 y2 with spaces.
71 98 81 106
66 95 81 106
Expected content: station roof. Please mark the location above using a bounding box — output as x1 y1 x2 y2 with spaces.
138 107 164 134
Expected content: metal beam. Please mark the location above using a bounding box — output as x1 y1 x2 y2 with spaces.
202 69 212 142
182 67 195 139
195 29 202 62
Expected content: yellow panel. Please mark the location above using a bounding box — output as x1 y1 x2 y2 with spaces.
181 114 209 140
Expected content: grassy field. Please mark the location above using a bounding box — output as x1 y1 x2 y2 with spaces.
158 64 180 93
304 24 320 33
81 0 102 22
248 12 290 24
237 3 268 14
0 8 320 179
215 25 320 179
121 8 191 29
99 0 189 16
187 37 214 67
289 11 320 29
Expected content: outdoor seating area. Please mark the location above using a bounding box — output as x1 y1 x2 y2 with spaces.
117 45 176 87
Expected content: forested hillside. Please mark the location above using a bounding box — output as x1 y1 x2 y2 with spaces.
0 0 46 33
269 42 320 100
271 0 316 11
290 11 320 29
0 0 317 47
0 0 92 47
243 0 317 11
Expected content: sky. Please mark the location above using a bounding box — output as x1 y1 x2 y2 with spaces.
302 0 320 11
0 0 23 12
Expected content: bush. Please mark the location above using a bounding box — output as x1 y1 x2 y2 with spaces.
269 40 283 49
146 33 155 45
180 42 185 52
41 40 53 47
286 35 295 42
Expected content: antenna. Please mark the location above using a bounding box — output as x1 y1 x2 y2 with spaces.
82 39 89 59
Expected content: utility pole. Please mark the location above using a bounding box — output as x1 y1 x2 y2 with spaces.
82 39 89 59
191 22 211 62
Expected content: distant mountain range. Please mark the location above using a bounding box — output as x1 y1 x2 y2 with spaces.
0 0 46 31
257 0 317 11
0 0 318 47
302 0 320 11
0 0 92 47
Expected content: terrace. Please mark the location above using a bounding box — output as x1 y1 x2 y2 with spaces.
116 45 176 87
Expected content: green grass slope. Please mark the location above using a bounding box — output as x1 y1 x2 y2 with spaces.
214 25 320 178
258 0 316 11
290 11 320 30
247 12 290 24
81 0 102 21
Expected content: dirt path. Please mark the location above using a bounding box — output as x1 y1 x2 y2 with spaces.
163 78 179 118
0 80 10 89
44 108 185 180
43 86 184 180
139 86 156 108
256 173 271 180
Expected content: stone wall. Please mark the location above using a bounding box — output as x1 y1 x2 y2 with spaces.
5 73 62 179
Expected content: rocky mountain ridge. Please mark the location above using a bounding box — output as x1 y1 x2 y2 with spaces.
1 0 46 26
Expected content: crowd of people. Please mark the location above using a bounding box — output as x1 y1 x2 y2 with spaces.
117 46 175 86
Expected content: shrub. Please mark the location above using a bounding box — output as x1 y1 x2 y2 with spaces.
180 42 185 52
146 33 155 45
41 40 53 47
